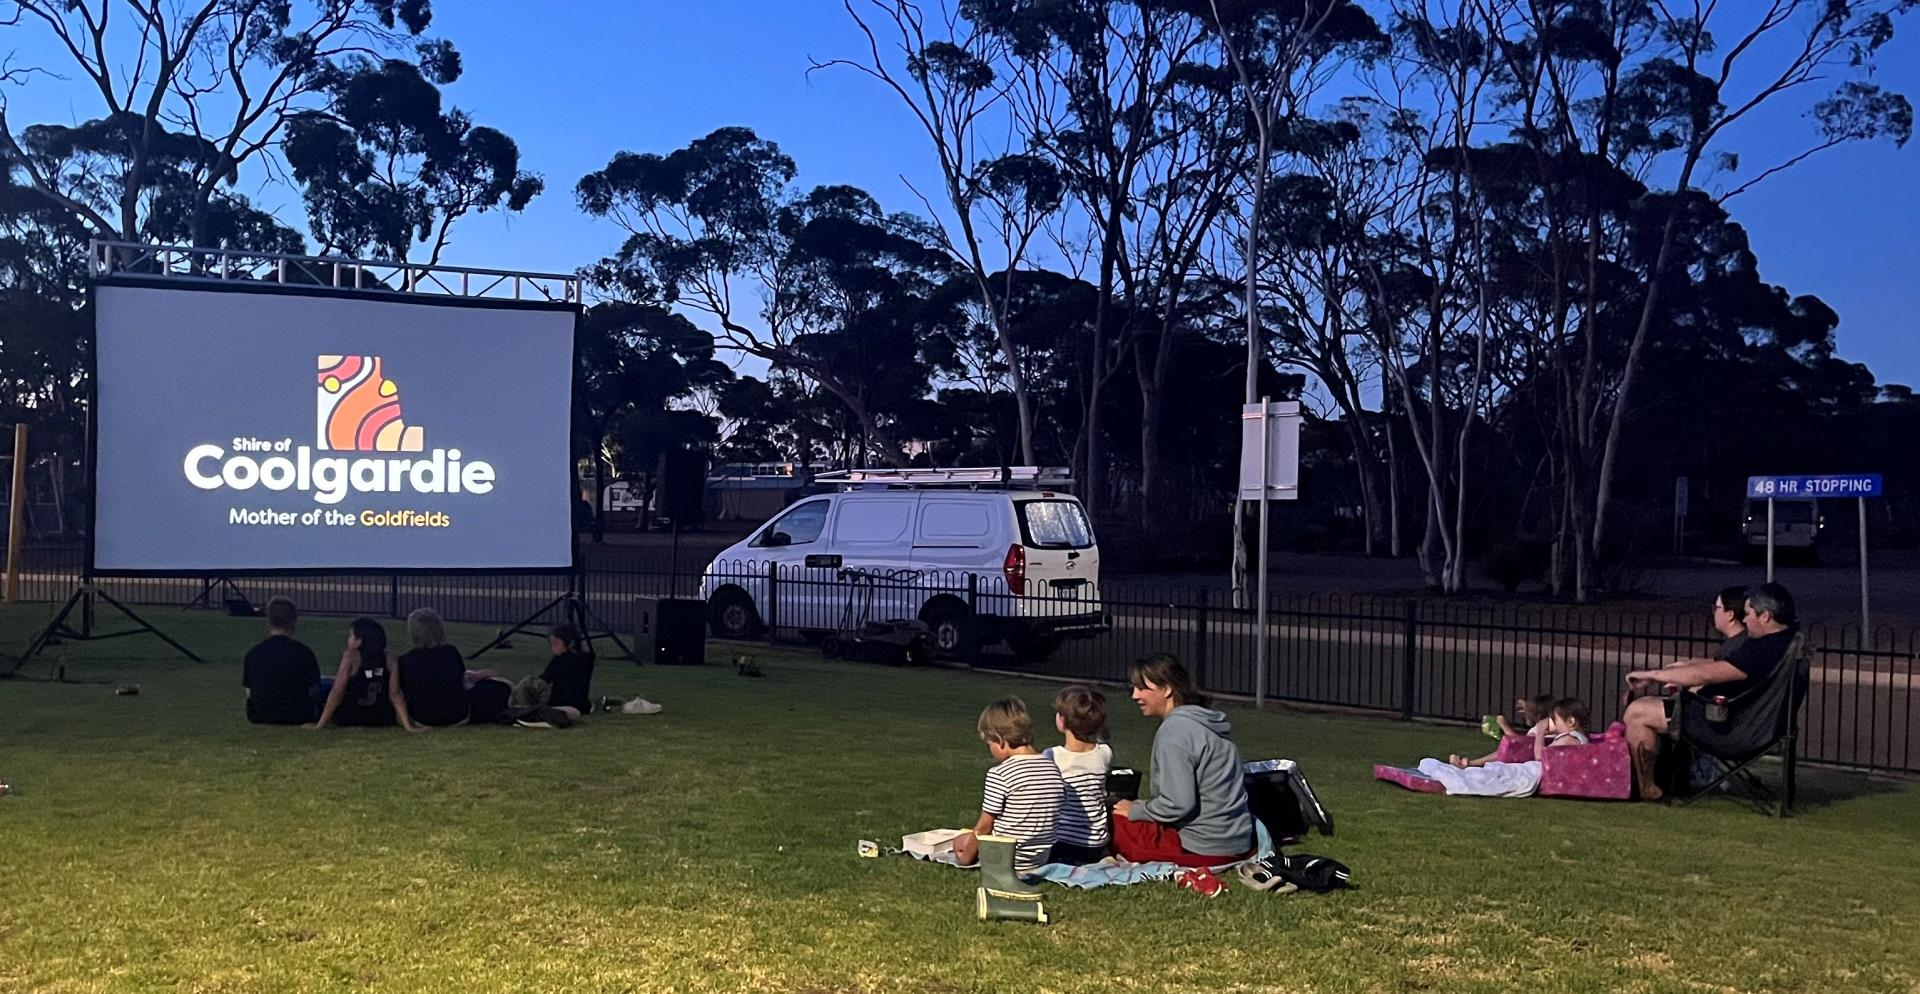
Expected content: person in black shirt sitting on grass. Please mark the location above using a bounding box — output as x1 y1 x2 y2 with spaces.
314 617 419 730
395 608 473 727
242 597 322 725
540 622 597 715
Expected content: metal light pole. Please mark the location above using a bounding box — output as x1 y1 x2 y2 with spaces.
1255 397 1271 709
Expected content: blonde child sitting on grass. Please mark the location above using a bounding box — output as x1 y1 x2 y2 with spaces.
952 697 1067 873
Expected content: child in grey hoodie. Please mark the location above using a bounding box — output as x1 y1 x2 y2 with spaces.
1112 653 1255 865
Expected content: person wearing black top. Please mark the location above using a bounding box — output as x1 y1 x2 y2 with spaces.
243 597 321 725
395 607 472 727
1622 582 1800 800
314 617 416 729
541 622 597 714
1626 586 1752 704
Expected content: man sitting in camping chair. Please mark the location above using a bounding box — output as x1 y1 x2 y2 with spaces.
1621 582 1804 804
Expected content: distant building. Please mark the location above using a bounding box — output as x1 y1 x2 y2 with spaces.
707 462 817 523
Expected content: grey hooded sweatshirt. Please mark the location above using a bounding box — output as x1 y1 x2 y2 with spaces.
1127 704 1254 856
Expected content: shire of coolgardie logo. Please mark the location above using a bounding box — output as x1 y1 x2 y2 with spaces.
180 354 497 505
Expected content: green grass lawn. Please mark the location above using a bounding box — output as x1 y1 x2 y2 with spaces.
3 605 1919 994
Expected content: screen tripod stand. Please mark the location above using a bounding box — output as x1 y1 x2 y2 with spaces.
6 577 204 679
466 569 634 662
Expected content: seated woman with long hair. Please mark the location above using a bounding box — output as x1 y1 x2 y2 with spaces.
1109 653 1255 867
314 617 422 731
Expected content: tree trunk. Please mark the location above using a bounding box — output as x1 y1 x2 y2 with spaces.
1084 376 1106 521
1138 379 1165 531
1589 152 1704 594
1419 481 1442 589
1549 456 1568 598
1384 396 1403 559
1011 374 1037 466
592 440 607 544
1344 416 1382 557
1083 201 1124 525
1447 427 1470 593
1385 432 1403 558
977 277 1037 466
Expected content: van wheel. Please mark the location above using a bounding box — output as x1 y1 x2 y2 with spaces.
1009 632 1063 663
919 600 972 661
708 589 763 640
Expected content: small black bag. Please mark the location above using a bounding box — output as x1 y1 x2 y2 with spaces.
1244 759 1334 845
1270 852 1352 894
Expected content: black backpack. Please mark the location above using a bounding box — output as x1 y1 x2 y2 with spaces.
1269 852 1352 893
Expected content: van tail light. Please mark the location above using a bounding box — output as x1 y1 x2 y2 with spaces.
1004 544 1027 596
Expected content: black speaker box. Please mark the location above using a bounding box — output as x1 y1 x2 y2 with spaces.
634 596 706 665
655 450 707 525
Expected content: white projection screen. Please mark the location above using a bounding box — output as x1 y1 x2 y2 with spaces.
90 280 579 574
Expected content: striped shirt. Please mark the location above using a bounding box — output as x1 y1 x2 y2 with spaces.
982 753 1067 870
1045 743 1113 849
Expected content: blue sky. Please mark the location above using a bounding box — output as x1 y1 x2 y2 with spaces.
7 1 1918 384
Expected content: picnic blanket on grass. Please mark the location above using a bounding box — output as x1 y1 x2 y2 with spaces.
902 822 1275 890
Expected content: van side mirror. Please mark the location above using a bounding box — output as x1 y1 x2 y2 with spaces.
763 532 792 548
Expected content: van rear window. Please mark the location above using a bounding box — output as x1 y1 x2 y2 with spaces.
1018 500 1094 549
1748 500 1816 525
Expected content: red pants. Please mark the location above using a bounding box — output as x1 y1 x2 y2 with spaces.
1111 817 1253 867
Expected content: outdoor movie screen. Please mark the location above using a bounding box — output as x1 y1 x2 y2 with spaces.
90 281 578 574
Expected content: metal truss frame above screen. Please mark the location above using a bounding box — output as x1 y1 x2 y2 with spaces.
89 239 583 305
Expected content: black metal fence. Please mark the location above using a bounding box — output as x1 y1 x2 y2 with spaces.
9 549 1916 775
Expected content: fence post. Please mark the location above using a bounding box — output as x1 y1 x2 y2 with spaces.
965 573 981 666
764 562 780 644
1193 588 1210 692
388 574 400 620
1400 599 1419 720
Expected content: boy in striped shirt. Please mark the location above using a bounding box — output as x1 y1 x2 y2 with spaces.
953 697 1067 872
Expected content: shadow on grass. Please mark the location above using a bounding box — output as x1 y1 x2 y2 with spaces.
1673 758 1910 815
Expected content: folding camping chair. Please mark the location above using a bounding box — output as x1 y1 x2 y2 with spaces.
1664 632 1812 817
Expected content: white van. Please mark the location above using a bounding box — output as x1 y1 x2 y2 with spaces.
601 481 645 512
1743 498 1822 562
700 468 1106 661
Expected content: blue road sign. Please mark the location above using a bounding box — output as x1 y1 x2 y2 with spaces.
1747 474 1883 499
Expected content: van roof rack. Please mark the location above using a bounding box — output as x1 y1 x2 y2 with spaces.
814 466 1074 490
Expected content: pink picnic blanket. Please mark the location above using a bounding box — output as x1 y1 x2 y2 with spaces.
1374 722 1630 801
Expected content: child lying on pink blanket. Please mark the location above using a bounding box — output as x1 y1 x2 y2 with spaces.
1412 699 1591 797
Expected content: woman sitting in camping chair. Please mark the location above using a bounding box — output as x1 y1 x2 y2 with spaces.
1621 582 1801 802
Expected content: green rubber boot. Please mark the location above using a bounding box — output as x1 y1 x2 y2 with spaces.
974 834 1049 924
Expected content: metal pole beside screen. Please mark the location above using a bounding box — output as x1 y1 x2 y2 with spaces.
1859 496 1870 637
1766 497 1776 583
1255 396 1271 710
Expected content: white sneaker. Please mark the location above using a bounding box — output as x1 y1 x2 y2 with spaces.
621 698 663 715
